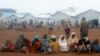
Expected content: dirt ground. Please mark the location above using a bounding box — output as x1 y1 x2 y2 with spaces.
0 27 100 56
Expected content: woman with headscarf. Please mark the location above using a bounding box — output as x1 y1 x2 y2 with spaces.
28 35 41 53
15 33 31 53
50 35 58 53
15 33 25 50
68 32 78 52
58 35 68 52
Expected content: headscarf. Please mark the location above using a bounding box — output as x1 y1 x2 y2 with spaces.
58 35 67 45
32 35 40 41
18 33 25 40
29 34 41 53
58 35 68 52
32 34 41 45
50 35 56 39
68 32 78 45
50 35 58 52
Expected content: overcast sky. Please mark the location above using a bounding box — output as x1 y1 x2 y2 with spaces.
0 0 100 16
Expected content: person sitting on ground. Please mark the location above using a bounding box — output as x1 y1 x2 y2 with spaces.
46 39 51 54
50 35 58 53
28 35 41 53
78 37 91 54
41 34 51 54
58 35 68 52
68 32 78 52
15 33 25 50
21 37 31 53
0 39 15 52
91 39 100 53
15 33 31 53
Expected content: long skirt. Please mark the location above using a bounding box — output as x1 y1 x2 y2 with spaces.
64 28 70 38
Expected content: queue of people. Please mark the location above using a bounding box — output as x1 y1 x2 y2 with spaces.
0 32 100 55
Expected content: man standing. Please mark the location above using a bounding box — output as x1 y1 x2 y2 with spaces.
80 17 89 38
48 22 54 34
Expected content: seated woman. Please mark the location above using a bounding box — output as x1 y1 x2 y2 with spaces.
50 35 58 53
78 37 91 54
91 39 100 53
28 35 41 53
15 33 25 50
41 34 51 54
0 39 15 52
21 38 31 53
68 32 78 52
15 33 31 53
58 35 68 52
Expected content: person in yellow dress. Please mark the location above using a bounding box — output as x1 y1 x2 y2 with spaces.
50 35 58 53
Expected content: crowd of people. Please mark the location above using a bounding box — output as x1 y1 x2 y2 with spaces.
0 17 100 55
0 32 100 54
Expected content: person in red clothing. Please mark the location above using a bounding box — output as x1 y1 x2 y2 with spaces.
28 35 41 53
0 39 15 52
8 42 15 52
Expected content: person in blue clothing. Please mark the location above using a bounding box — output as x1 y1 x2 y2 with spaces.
41 34 51 54
15 33 31 53
15 33 25 50
91 39 100 52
